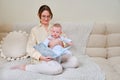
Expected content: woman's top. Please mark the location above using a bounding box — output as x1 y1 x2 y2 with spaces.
26 24 52 61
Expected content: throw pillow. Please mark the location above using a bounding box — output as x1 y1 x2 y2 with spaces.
0 31 29 61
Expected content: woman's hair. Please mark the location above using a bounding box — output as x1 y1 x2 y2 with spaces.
38 5 53 19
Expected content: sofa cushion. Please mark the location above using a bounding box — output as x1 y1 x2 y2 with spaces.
107 47 120 58
91 57 120 80
0 31 28 61
91 23 106 34
107 33 120 47
87 34 106 48
108 57 120 66
86 23 107 58
108 57 120 74
86 48 107 58
106 24 120 34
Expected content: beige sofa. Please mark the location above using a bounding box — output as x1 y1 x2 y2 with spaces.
86 23 120 80
0 23 120 80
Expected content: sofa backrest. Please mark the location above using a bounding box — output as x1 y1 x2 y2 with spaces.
0 23 93 57
106 24 120 58
86 23 120 59
0 24 12 41
0 24 35 41
1 23 120 59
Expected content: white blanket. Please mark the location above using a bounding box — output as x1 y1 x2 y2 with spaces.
54 55 105 80
0 56 105 80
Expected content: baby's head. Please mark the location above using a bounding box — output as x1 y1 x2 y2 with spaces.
51 23 62 38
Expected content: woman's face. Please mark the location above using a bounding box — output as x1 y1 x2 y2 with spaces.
40 10 51 25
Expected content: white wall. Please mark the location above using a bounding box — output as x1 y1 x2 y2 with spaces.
0 0 120 24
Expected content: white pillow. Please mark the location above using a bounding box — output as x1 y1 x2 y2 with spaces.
1 31 29 61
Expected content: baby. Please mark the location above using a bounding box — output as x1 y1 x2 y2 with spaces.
34 23 73 62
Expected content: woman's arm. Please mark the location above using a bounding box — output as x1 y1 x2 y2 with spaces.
26 28 52 61
26 30 42 60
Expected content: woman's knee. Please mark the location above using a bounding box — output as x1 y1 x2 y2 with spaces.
47 61 63 75
62 56 79 68
70 56 79 68
51 65 63 75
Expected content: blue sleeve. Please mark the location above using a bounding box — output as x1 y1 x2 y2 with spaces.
61 36 72 43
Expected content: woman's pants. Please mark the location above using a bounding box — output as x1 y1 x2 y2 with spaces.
26 56 79 75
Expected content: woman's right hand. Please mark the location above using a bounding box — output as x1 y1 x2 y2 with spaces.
39 56 52 62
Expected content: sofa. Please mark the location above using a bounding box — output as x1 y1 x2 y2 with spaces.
86 23 120 80
0 22 120 80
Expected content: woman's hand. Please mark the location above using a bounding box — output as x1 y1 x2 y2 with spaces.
39 56 52 62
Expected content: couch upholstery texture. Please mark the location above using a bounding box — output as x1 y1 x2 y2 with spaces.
0 23 120 80
86 23 120 80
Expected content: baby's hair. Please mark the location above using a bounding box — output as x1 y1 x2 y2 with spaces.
52 23 62 28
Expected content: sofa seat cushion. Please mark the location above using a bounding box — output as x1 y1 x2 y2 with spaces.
108 57 120 74
90 57 114 72
90 57 120 80
108 57 120 65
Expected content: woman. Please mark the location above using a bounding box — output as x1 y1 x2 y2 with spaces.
12 5 79 75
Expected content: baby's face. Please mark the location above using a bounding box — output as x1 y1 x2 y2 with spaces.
51 26 62 39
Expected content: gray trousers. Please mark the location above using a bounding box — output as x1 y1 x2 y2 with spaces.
26 55 79 75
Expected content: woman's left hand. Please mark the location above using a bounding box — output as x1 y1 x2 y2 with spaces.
39 56 52 62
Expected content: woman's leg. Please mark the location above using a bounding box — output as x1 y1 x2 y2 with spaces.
61 54 79 68
26 60 63 75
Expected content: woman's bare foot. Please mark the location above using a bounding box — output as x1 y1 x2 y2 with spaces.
10 64 26 71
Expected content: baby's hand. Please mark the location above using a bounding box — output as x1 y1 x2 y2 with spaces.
48 38 62 48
